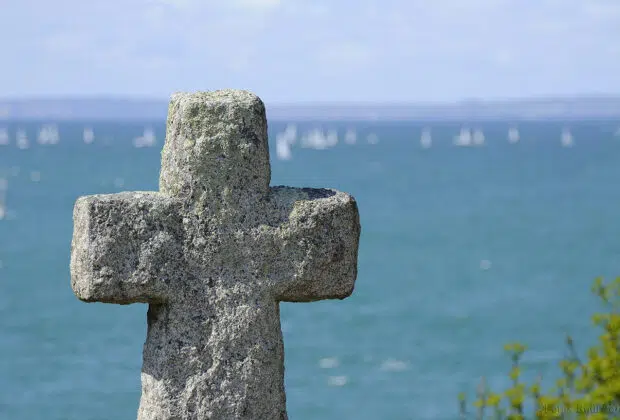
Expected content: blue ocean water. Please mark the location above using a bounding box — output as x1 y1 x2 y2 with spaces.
1 120 620 419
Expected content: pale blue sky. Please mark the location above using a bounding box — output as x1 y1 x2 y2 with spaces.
2 0 619 102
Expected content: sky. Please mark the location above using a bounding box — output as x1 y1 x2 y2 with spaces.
1 0 620 102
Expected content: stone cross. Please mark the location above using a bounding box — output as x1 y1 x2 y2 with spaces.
70 90 361 420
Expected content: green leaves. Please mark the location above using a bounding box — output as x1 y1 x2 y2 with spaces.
459 277 620 419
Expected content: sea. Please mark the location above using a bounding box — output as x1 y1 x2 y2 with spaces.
1 119 620 419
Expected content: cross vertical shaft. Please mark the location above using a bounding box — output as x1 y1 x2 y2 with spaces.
70 90 361 420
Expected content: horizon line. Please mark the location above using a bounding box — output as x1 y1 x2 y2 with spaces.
1 92 620 106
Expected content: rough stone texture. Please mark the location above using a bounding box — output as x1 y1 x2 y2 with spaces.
70 90 361 420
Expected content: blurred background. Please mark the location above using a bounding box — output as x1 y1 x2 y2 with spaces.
1 1 620 419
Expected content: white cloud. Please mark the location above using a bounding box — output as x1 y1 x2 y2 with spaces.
316 41 373 67
143 4 168 25
42 32 90 54
98 47 176 71
280 2 329 18
581 1 620 20
494 50 514 67
235 0 281 10
146 0 195 10
608 45 620 55
2 0 620 99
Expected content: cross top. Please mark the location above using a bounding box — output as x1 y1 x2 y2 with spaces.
160 90 271 208
70 90 361 419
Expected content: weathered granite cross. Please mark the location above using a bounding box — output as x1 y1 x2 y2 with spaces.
70 90 361 419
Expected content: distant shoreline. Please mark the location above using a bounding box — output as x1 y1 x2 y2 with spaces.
1 96 620 121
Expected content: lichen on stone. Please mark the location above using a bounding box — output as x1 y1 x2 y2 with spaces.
70 89 361 420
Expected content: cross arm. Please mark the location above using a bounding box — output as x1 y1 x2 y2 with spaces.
70 192 184 304
265 187 361 302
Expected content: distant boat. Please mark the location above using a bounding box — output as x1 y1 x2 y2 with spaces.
133 127 156 148
472 129 485 146
36 128 47 145
301 128 338 150
0 176 8 221
325 129 338 147
344 128 357 145
16 129 29 149
275 134 293 160
83 127 95 144
561 128 574 148
275 124 297 160
280 124 297 145
367 133 379 145
508 127 520 143
454 128 472 146
37 124 59 145
420 128 432 149
0 128 8 146
614 127 620 137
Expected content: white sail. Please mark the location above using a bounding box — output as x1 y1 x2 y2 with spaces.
37 124 59 145
275 124 297 160
83 127 95 144
281 124 297 145
508 127 520 143
276 135 293 160
16 129 29 150
37 126 48 145
472 129 485 146
325 129 338 147
301 128 338 150
454 128 472 146
0 128 9 146
420 128 432 149
0 178 5 221
561 128 574 148
133 127 156 148
48 124 59 144
344 128 357 145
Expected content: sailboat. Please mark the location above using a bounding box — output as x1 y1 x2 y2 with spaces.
83 127 95 144
37 124 60 145
0 127 9 146
275 124 297 160
16 129 29 149
37 127 48 145
325 129 338 147
454 128 472 146
561 128 574 148
508 127 520 143
49 124 59 144
344 128 357 145
0 177 6 220
420 128 432 149
276 134 293 160
472 129 485 146
133 127 156 148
